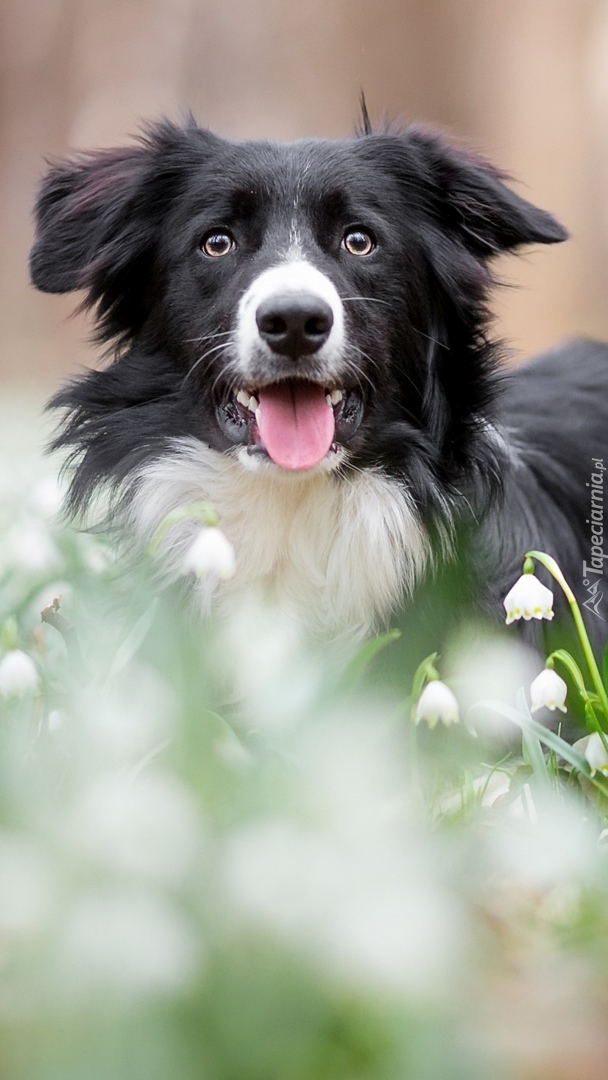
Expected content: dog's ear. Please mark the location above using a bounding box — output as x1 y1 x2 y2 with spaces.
29 121 195 340
30 144 157 296
403 127 568 256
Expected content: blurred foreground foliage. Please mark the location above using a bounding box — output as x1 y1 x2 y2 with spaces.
2 411 608 1080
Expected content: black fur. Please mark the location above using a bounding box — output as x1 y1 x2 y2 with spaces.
30 118 608 644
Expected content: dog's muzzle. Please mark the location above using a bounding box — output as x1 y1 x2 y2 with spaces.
217 261 365 470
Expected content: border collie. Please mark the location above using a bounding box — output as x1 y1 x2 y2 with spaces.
30 116 608 645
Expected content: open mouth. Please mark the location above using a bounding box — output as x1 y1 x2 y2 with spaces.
217 379 364 471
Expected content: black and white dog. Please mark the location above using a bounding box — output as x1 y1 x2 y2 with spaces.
30 117 608 644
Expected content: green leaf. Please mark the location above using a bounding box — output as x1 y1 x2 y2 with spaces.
104 598 159 683
338 629 401 689
516 688 550 787
472 698 608 795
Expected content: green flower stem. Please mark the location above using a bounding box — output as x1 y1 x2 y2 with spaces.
410 652 440 706
147 501 219 558
548 648 608 749
527 550 608 725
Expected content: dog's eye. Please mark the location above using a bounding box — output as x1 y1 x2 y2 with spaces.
342 229 375 256
201 231 236 257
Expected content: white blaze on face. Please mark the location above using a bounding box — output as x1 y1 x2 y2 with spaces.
234 260 345 382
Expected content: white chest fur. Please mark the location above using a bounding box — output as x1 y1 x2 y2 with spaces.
128 438 429 640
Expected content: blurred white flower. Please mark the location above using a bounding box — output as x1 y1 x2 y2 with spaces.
72 773 204 885
182 526 236 579
503 573 554 624
574 732 608 776
530 668 567 713
219 596 320 731
223 814 460 997
0 833 57 937
224 818 342 931
47 709 65 733
82 662 175 762
494 794 598 888
326 882 459 995
28 475 63 519
451 634 538 710
0 649 39 697
415 680 459 728
3 523 62 576
79 536 114 574
60 888 200 999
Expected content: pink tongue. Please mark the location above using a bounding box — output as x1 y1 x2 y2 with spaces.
256 381 335 470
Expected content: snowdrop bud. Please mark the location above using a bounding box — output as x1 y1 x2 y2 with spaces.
503 573 554 625
415 680 459 729
582 732 608 776
529 668 568 713
182 527 236 580
0 649 39 697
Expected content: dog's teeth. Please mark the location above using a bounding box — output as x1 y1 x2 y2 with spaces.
236 389 250 407
249 395 259 412
255 406 261 423
326 394 333 408
329 389 343 405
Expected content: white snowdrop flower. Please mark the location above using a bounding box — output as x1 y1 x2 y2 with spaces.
579 732 608 776
0 649 39 697
530 668 568 713
415 680 459 728
503 572 554 624
182 526 236 579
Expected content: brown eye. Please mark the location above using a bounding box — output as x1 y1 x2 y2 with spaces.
343 229 375 256
201 231 235 257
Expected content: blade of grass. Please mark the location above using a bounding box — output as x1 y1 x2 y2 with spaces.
472 698 608 798
337 628 401 690
516 688 550 788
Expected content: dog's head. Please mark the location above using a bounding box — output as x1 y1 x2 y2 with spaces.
31 119 566 507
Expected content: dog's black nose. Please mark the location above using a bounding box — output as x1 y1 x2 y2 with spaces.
256 293 333 359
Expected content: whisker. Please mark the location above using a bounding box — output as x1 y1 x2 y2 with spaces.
411 325 449 351
340 296 391 307
346 340 421 397
183 330 235 346
182 340 235 386
345 342 382 374
209 361 242 401
340 354 375 395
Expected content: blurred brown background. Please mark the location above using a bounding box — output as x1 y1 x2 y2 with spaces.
2 0 608 393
